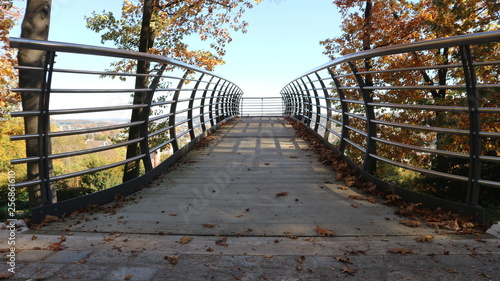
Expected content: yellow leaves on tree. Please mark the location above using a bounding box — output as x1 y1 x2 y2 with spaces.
85 0 261 72
0 0 22 115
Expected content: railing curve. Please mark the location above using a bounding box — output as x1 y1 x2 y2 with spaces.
281 31 500 221
9 38 243 221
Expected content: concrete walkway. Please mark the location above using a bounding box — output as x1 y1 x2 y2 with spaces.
1 117 499 280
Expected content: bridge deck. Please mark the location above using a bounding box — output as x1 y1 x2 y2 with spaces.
42 117 434 237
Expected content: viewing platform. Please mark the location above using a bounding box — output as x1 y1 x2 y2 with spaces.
3 117 499 280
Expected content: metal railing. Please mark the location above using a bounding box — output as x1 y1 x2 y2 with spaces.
239 97 284 116
281 31 500 221
9 38 243 221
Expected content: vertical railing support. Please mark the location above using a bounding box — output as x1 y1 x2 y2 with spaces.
460 45 481 206
39 50 57 205
168 70 189 153
188 73 205 140
200 76 215 132
315 72 332 140
328 68 349 154
348 61 377 173
306 75 322 132
140 63 167 172
209 78 222 126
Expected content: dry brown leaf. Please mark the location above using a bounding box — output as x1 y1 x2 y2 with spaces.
367 197 378 204
264 254 273 258
316 225 336 237
444 268 458 274
389 248 413 255
43 215 59 224
345 248 366 255
206 247 214 252
69 211 79 219
0 273 14 279
48 241 64 251
337 186 349 190
341 265 356 275
416 235 434 243
399 220 422 227
276 192 289 197
180 236 193 244
31 235 38 240
202 223 215 228
351 204 358 208
216 237 228 247
335 256 353 264
349 195 367 201
385 193 402 202
165 255 179 265
124 275 133 280
60 235 67 242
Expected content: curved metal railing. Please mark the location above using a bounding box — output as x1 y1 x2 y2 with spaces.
9 38 243 221
281 31 500 220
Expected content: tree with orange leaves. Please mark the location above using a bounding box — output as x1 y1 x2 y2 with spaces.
0 0 22 117
320 0 500 206
86 0 261 181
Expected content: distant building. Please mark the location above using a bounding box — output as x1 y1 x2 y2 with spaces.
84 139 113 148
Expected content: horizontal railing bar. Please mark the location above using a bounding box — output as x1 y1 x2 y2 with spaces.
372 137 468 159
294 30 500 80
49 138 144 160
369 102 468 112
371 154 469 183
48 105 147 115
346 125 367 137
49 121 144 137
372 119 470 136
345 112 367 121
344 137 365 152
50 154 145 182
150 138 176 153
148 125 173 138
149 113 173 122
355 63 462 75
10 37 237 83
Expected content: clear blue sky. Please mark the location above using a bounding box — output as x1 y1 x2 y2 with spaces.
11 0 342 113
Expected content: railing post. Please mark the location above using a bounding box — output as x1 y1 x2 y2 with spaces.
188 73 205 140
139 64 166 172
306 75 322 132
208 78 221 127
348 61 377 174
168 70 189 153
328 68 349 153
460 45 481 206
299 78 313 127
39 50 57 205
315 72 332 140
200 76 215 132
290 81 303 121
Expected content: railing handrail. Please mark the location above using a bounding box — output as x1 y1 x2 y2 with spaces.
281 30 500 222
294 30 500 80
9 37 234 83
9 38 243 222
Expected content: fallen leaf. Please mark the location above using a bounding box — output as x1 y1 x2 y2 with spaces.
165 255 179 265
443 268 458 274
264 254 273 258
385 193 402 202
69 211 79 219
180 236 193 244
60 235 67 242
48 241 64 251
290 156 299 158
399 220 422 227
43 215 59 224
351 204 358 208
389 248 413 255
206 247 214 252
203 223 215 228
124 275 133 280
349 195 367 201
416 235 434 243
341 265 356 275
216 237 228 247
345 248 366 255
337 186 349 190
0 273 14 279
31 235 38 240
336 256 353 264
264 163 270 165
316 225 336 237
276 192 289 197
235 214 243 218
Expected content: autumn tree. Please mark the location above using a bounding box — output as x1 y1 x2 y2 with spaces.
16 0 58 207
86 0 260 181
320 0 500 203
0 0 21 116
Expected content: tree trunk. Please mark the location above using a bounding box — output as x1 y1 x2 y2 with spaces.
17 0 56 207
123 0 157 182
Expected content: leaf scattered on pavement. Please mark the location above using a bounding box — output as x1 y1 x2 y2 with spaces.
165 255 179 265
216 237 228 247
416 235 434 243
276 191 289 197
389 248 413 255
341 265 356 275
202 223 215 228
399 220 422 227
316 225 336 237
180 236 193 244
335 256 353 264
